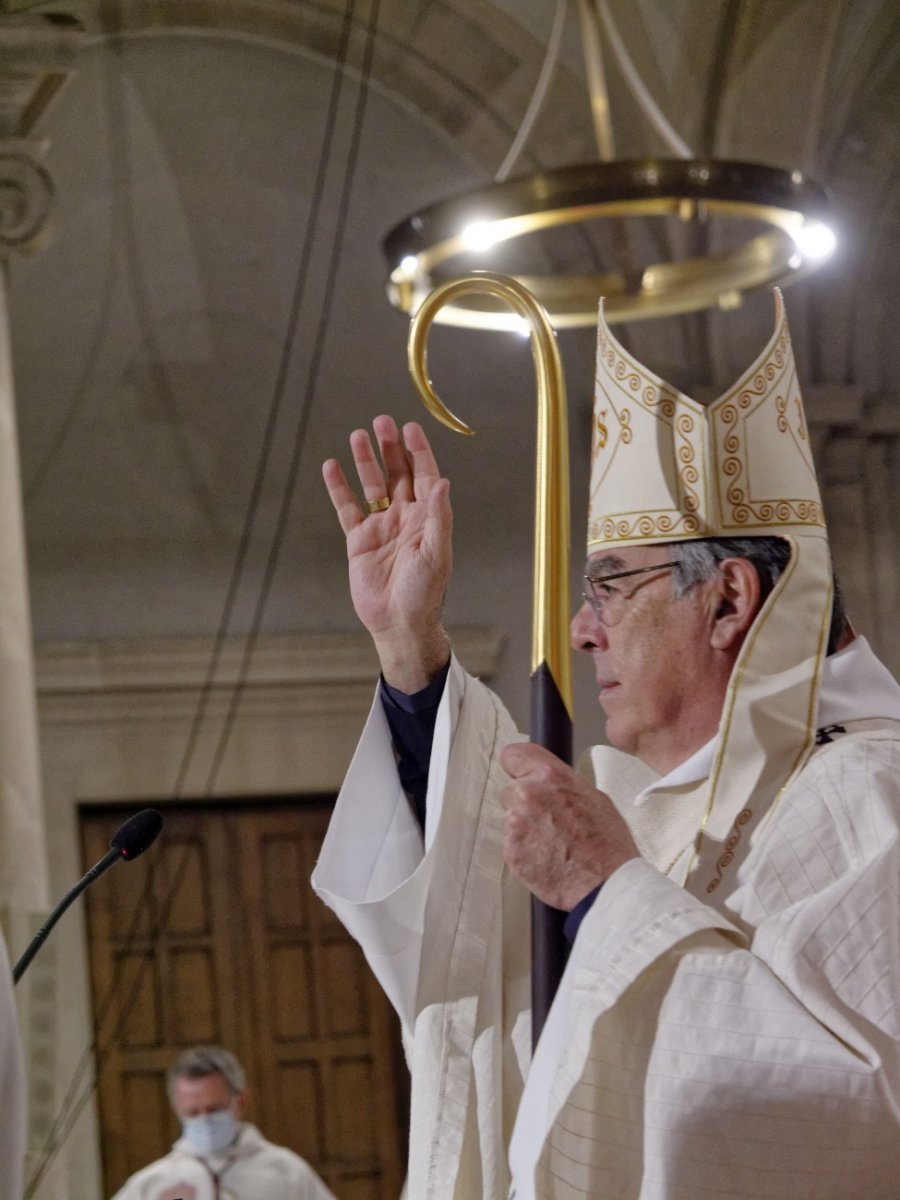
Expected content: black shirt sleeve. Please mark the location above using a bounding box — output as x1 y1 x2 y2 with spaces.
563 885 602 942
379 662 450 832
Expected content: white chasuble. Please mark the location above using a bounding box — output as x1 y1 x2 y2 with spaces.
313 640 900 1198
110 1124 338 1200
315 658 531 1198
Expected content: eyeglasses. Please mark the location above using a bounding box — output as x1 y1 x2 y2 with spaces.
582 561 679 626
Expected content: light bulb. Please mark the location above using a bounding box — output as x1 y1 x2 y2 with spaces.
791 220 836 261
461 220 499 252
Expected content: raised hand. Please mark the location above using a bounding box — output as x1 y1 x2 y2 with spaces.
322 414 453 692
498 743 640 910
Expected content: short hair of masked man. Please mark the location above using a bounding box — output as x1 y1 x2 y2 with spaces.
110 1045 337 1200
315 290 900 1200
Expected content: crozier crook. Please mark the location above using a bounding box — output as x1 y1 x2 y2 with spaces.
407 271 573 1044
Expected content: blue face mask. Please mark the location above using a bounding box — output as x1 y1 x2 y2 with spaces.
181 1108 239 1156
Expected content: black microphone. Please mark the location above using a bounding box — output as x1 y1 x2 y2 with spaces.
13 809 164 985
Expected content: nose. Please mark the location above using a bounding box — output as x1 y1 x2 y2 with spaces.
571 598 609 653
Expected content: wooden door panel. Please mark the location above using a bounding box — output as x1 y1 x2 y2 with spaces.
340 1179 381 1200
121 1070 171 1157
231 805 405 1198
82 812 245 1187
319 940 371 1037
268 942 316 1040
80 801 407 1198
274 1056 328 1166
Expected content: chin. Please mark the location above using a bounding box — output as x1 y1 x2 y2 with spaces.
603 718 637 756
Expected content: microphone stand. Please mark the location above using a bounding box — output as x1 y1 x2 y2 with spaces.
13 808 164 985
13 847 121 985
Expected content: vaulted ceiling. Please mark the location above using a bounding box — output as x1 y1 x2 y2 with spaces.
1 0 897 722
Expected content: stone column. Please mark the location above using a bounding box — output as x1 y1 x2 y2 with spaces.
0 19 76 1182
0 134 55 1200
0 18 74 930
0 249 48 921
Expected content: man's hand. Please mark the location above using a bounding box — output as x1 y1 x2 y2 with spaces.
322 415 452 692
499 743 640 910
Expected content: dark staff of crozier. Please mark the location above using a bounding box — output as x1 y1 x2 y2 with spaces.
407 271 572 1045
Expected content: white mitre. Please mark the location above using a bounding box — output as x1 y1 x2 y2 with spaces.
588 289 833 900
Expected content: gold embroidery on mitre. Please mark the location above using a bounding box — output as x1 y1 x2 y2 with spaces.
620 407 632 443
794 395 808 441
589 323 706 549
588 292 825 553
712 320 824 533
594 410 608 455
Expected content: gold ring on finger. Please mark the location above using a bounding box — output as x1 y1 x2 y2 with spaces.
365 496 390 514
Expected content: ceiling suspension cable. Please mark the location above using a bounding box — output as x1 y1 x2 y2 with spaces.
594 0 693 158
495 0 569 182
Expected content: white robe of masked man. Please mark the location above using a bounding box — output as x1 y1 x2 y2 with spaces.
111 1123 338 1200
313 292 900 1199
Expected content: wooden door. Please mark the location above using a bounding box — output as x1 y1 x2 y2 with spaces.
80 800 407 1199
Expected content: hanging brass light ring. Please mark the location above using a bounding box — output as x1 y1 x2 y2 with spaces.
384 159 834 329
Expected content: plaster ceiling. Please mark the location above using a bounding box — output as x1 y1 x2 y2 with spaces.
0 0 897 715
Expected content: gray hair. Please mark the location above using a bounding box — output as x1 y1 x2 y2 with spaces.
666 536 846 653
166 1045 246 1101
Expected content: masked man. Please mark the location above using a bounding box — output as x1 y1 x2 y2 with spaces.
111 1045 337 1200
315 292 900 1198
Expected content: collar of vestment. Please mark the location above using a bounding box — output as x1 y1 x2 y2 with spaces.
586 636 900 881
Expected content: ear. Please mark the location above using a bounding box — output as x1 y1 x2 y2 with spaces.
709 557 762 652
233 1088 249 1119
